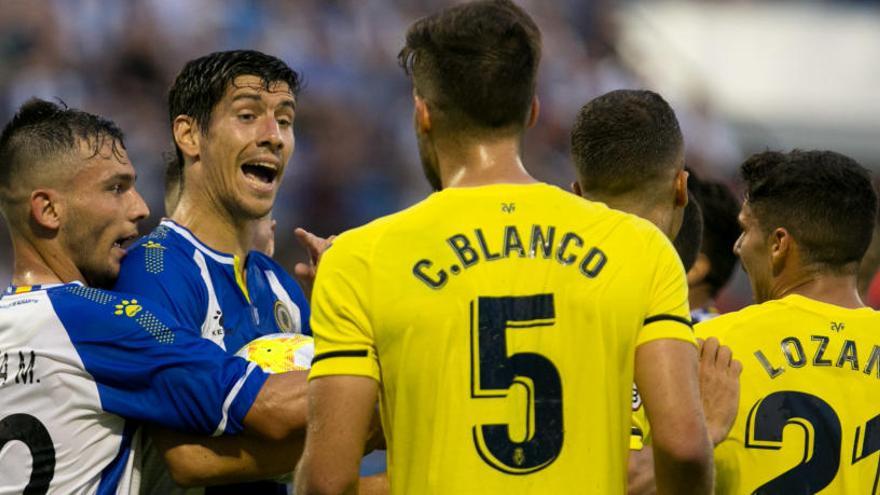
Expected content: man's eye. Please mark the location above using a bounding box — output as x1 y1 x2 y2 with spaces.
277 117 293 127
238 113 256 122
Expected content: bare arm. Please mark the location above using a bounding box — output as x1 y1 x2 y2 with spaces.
635 339 713 495
152 427 305 487
627 447 657 495
295 375 379 495
627 337 740 495
152 370 309 486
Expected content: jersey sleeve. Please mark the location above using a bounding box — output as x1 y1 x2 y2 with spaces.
308 234 379 382
113 241 207 332
50 287 268 436
636 229 696 347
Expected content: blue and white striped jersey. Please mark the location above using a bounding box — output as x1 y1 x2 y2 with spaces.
115 220 310 354
0 283 268 494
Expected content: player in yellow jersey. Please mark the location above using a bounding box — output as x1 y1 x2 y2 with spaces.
295 2 713 494
570 90 741 494
696 149 880 494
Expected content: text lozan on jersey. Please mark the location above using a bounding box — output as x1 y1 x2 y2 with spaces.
412 224 607 289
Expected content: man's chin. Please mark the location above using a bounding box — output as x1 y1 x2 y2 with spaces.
85 268 120 289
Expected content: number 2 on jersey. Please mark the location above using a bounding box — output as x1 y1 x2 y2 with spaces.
470 294 563 474
745 391 880 494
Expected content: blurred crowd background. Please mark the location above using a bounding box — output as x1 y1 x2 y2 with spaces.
1 0 879 310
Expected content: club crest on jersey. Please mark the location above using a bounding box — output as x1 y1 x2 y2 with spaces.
274 300 294 333
114 299 142 318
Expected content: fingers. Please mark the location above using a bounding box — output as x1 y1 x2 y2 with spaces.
294 227 335 264
699 337 737 369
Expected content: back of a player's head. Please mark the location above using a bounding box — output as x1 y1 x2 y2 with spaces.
571 90 684 198
167 50 300 167
741 150 877 272
398 0 542 136
690 175 740 296
0 98 126 224
673 194 703 272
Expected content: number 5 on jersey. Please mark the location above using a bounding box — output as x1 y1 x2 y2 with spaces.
470 294 563 474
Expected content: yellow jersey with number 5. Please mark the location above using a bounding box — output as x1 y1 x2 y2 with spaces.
695 295 880 495
309 183 694 494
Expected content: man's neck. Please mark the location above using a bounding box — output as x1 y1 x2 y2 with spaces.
772 271 864 309
11 236 82 287
437 137 536 188
171 193 254 260
596 196 675 239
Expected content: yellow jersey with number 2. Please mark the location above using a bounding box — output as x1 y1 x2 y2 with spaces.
696 295 880 495
309 183 694 494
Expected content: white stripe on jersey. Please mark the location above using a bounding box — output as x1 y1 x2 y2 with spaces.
211 361 258 437
265 270 303 334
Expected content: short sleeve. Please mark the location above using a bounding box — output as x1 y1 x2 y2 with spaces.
51 287 268 436
308 234 379 382
636 230 696 347
113 241 207 332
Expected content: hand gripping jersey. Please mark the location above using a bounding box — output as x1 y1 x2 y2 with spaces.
0 283 268 495
696 295 880 494
308 183 695 494
113 220 309 495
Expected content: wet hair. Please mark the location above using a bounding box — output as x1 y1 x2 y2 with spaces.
398 0 541 135
167 49 300 171
689 172 740 296
0 98 125 208
741 150 877 271
673 193 703 272
571 90 683 195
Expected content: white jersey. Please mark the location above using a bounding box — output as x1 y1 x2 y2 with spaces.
0 283 269 494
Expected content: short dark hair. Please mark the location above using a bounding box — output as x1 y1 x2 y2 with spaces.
167 50 300 170
673 193 703 272
571 90 684 195
0 98 125 206
689 173 740 296
398 0 541 134
741 150 877 271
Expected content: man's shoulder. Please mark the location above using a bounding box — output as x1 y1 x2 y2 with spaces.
47 285 179 341
694 301 780 339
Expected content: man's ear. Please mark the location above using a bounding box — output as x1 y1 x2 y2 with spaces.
30 189 61 231
769 227 792 276
674 168 689 208
414 93 432 135
527 96 540 129
173 115 200 162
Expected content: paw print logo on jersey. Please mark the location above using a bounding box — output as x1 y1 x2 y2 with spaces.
114 299 143 318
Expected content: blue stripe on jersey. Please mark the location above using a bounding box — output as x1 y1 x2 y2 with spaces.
96 421 136 495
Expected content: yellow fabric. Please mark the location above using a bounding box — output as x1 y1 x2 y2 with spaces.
696 294 880 494
309 183 693 494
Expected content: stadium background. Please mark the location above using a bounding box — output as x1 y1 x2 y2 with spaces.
1 0 879 314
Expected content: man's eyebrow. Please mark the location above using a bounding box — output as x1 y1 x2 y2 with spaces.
231 93 296 110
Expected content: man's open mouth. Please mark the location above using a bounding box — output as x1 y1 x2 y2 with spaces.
241 162 279 184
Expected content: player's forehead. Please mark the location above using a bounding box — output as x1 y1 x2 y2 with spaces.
222 75 295 108
73 138 134 180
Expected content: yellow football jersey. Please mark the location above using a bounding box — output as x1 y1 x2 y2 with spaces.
695 295 880 494
309 183 694 494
